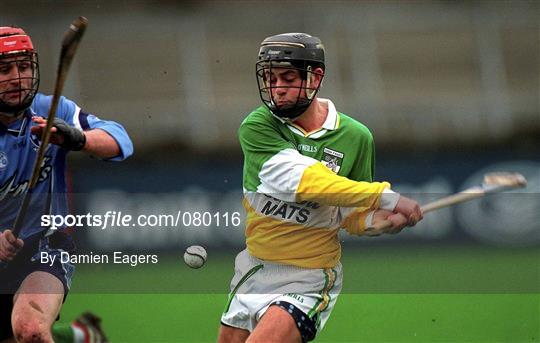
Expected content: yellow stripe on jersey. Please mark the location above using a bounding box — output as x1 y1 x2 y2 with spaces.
243 198 341 269
296 162 390 208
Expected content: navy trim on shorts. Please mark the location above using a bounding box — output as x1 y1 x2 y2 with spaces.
271 300 317 342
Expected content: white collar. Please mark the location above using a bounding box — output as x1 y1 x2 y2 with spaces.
318 98 338 131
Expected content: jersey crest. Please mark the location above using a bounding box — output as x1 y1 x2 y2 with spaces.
321 147 344 173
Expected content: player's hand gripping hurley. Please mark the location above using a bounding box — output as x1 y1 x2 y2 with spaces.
11 17 88 238
365 172 527 236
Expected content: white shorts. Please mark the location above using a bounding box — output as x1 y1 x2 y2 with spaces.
221 249 342 340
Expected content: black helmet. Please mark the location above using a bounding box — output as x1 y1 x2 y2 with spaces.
256 33 325 119
0 26 39 116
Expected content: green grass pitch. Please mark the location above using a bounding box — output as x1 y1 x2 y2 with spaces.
59 245 539 342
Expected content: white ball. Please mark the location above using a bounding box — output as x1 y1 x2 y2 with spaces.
183 245 207 269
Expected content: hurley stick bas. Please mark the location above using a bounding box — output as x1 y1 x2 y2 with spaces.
365 172 527 236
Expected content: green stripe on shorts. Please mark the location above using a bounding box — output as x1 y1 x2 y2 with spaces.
223 264 263 314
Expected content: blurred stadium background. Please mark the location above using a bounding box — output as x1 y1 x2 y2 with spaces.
4 1 539 342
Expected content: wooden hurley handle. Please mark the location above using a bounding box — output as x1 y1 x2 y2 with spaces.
420 189 485 213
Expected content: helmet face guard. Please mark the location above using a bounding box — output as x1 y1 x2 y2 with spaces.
256 60 324 120
256 33 325 120
0 27 40 116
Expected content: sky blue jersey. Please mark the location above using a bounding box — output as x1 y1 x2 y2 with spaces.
0 93 133 239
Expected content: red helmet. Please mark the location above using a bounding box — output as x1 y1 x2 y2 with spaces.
0 26 39 115
0 27 35 55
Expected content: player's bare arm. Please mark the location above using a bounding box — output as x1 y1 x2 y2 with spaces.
30 116 121 159
81 128 121 158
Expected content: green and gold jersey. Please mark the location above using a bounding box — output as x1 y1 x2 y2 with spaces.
239 99 394 268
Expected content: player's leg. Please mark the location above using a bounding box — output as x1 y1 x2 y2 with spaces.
11 271 64 343
52 312 109 343
250 264 343 343
44 231 109 343
9 231 108 343
217 323 250 343
11 275 109 343
219 292 255 343
247 305 301 343
220 250 265 342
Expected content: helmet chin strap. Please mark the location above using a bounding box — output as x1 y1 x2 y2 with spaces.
270 98 311 120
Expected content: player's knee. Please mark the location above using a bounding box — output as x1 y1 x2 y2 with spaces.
12 317 51 343
247 305 303 343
